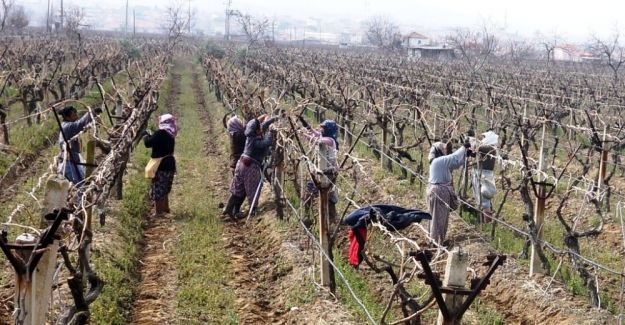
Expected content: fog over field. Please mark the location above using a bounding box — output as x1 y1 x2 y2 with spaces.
20 0 625 41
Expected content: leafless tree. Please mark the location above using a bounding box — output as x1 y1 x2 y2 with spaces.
7 5 28 31
447 24 500 73
590 29 625 83
535 32 561 63
64 6 86 36
162 0 189 43
363 15 402 51
503 38 538 62
236 13 269 46
0 0 14 32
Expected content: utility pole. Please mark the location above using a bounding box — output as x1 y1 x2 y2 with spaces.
133 9 136 37
271 17 275 42
125 0 129 35
188 0 191 34
46 0 50 33
60 0 64 32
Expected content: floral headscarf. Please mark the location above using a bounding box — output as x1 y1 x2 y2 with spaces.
159 114 178 137
227 116 245 135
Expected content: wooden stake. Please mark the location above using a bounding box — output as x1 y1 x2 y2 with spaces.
598 124 608 191
530 122 547 276
319 188 331 287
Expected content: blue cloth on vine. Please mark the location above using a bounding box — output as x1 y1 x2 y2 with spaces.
344 204 431 230
320 119 339 150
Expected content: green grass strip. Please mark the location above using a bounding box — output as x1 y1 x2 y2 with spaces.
172 58 237 324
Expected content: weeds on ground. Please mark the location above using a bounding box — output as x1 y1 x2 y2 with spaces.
90 147 149 324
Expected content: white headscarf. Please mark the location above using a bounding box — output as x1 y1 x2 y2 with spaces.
481 131 499 147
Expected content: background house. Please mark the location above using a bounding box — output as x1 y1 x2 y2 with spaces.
403 32 431 48
403 31 454 59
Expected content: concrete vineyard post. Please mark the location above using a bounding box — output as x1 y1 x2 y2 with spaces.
438 247 469 325
13 177 70 324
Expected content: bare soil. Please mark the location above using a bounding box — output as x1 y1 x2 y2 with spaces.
193 66 357 324
342 152 618 324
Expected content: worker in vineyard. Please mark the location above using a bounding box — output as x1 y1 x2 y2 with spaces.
299 116 339 224
223 114 278 219
143 114 178 216
56 105 102 186
427 139 473 244
226 115 246 175
471 130 499 223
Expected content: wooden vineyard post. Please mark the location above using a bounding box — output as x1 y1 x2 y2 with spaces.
85 140 95 231
598 125 608 199
272 134 285 219
437 248 469 325
318 188 332 287
12 177 70 324
530 122 547 276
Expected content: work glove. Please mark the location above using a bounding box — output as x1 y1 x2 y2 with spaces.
298 115 310 129
467 128 475 137
466 148 476 158
93 107 103 115
463 140 471 149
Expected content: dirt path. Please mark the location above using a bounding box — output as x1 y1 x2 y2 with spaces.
129 69 182 325
192 68 285 324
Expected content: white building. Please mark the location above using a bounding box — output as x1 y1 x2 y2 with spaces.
403 32 431 48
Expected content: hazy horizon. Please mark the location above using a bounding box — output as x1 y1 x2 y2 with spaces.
18 0 625 43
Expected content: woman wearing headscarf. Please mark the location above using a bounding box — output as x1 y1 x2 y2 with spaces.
226 115 246 174
144 113 177 216
427 140 471 244
299 117 340 223
471 130 499 223
223 114 278 219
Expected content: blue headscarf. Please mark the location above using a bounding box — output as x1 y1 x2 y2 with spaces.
320 119 339 150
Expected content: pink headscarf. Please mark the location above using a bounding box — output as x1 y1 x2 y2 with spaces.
159 114 178 137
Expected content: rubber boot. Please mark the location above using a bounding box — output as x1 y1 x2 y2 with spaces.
232 195 246 219
154 200 167 216
222 194 238 219
163 196 171 213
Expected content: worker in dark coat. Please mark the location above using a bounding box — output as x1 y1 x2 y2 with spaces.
56 106 102 186
223 115 277 219
144 114 177 216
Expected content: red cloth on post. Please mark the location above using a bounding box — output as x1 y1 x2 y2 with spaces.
348 227 367 267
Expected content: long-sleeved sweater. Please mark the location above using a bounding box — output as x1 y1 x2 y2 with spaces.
58 113 92 164
144 129 176 171
242 117 277 164
428 146 466 184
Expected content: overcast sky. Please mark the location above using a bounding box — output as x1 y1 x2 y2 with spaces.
20 0 625 41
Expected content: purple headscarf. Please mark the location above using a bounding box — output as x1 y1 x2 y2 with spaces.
159 114 178 137
227 116 245 135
